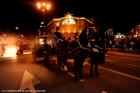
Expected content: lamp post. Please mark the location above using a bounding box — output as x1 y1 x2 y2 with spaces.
36 1 51 24
36 1 51 35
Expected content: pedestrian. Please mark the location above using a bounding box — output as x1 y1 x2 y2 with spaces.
54 29 62 40
88 40 100 77
130 41 135 51
56 36 69 72
68 37 80 58
87 27 105 77
72 28 89 82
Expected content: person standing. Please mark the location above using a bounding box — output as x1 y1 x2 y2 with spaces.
73 28 89 81
88 27 105 77
54 29 62 40
56 36 69 72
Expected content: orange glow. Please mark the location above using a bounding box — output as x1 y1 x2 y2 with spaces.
36 2 51 11
36 2 41 9
56 22 59 26
42 2 46 6
39 38 44 45
46 3 51 10
42 9 45 12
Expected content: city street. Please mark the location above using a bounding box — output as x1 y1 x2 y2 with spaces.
1 0 140 93
0 51 140 93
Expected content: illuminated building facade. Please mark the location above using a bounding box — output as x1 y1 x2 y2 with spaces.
47 13 94 39
129 25 140 38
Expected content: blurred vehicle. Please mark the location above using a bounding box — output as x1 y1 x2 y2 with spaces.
0 42 18 57
32 34 57 63
0 34 27 57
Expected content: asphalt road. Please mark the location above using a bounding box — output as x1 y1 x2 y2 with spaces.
0 51 140 93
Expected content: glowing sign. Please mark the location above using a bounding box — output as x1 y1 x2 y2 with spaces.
62 18 76 25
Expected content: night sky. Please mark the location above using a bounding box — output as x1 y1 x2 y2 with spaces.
0 0 140 35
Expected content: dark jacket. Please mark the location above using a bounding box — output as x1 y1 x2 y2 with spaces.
57 39 69 56
54 32 62 39
79 29 89 48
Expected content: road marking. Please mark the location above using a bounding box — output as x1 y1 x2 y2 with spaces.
99 67 140 81
106 55 139 61
128 64 140 68
19 70 41 93
59 58 140 81
107 51 140 57
105 59 140 69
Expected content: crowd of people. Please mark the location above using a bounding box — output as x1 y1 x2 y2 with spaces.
52 27 105 82
105 36 140 52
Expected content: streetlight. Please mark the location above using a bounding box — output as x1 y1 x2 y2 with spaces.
15 26 19 30
15 26 20 35
36 1 51 23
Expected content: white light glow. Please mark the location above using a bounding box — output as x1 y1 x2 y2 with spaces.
3 45 18 58
39 38 44 45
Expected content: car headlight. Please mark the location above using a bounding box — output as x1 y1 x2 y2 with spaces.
39 38 44 45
